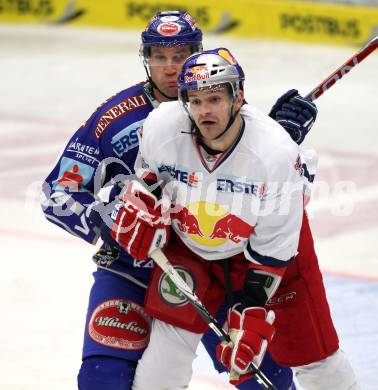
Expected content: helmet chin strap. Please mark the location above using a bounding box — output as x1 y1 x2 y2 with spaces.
144 65 177 101
213 104 240 140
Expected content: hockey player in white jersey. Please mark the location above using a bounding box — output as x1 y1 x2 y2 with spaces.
109 48 360 389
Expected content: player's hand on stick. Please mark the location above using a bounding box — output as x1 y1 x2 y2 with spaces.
216 304 275 385
110 180 170 260
269 89 317 145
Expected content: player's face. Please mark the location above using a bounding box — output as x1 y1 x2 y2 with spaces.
148 46 192 101
187 85 244 148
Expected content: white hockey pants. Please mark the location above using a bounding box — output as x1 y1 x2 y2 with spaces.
294 349 360 390
132 319 360 390
132 318 202 390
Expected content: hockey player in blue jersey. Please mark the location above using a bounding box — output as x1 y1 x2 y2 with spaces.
41 11 318 390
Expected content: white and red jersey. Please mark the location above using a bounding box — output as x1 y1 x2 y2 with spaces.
135 101 307 267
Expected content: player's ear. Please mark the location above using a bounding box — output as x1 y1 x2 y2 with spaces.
235 90 244 111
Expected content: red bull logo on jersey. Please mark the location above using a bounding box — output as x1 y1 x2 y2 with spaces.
171 201 253 247
209 214 254 243
171 206 205 237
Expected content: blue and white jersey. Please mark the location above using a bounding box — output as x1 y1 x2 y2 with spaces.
42 82 157 280
136 101 307 267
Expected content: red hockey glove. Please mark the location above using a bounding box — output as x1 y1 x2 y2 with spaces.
110 181 170 260
216 304 275 386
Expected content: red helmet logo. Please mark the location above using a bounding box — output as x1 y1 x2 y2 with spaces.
157 22 181 36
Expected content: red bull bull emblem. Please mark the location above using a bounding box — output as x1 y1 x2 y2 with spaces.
171 206 204 237
171 201 253 247
209 214 253 243
184 65 210 84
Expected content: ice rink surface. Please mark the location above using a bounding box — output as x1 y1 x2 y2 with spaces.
0 24 377 389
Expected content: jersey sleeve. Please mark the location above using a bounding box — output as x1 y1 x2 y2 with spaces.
134 109 161 183
41 113 106 244
299 146 318 207
41 88 148 244
244 141 304 268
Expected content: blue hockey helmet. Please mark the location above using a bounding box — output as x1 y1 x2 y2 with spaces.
140 10 203 63
178 48 245 104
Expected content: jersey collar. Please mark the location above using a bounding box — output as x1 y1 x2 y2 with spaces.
194 116 245 173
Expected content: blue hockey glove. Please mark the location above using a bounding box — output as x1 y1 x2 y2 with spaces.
88 182 126 247
269 89 318 145
88 200 124 267
88 200 121 246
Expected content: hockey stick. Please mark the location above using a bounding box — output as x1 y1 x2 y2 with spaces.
305 35 378 101
149 248 277 390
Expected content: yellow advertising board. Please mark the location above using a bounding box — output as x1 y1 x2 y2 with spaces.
0 0 377 46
